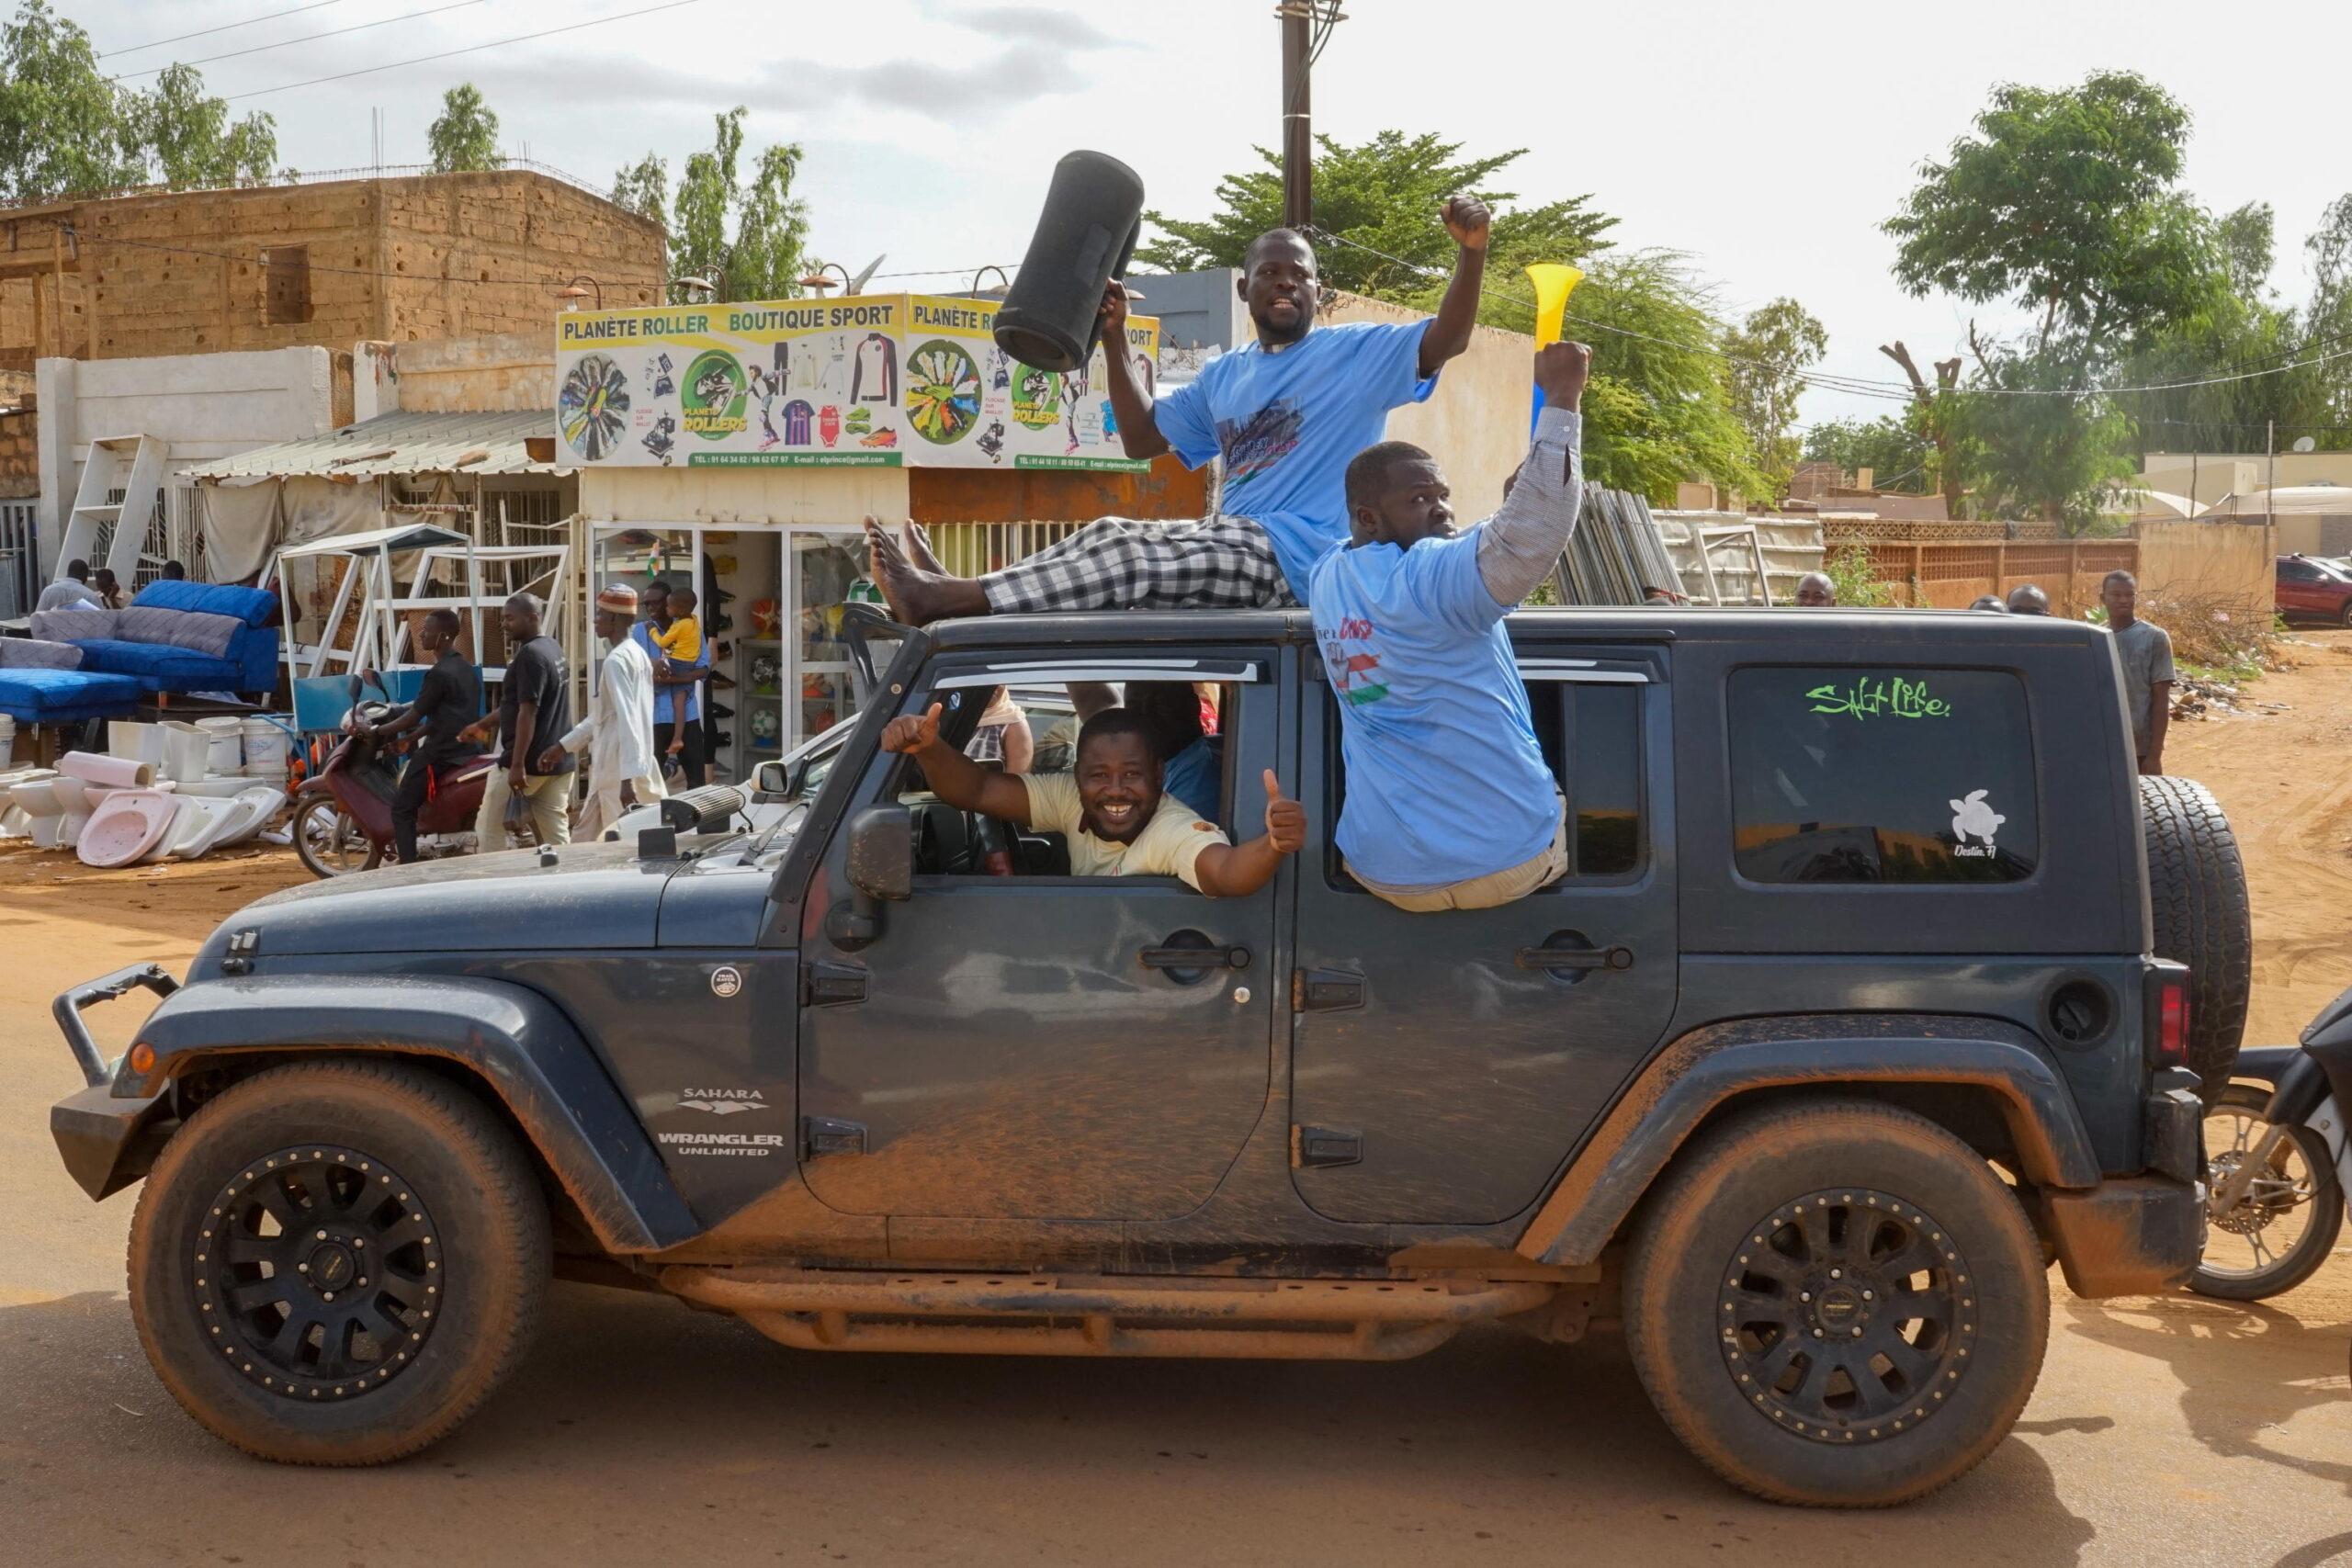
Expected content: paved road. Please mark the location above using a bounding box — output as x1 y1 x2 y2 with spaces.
6 670 2352 1563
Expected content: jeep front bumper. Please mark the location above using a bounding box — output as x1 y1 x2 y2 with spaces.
48 964 180 1201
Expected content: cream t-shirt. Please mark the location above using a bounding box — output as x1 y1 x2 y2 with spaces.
1019 771 1227 890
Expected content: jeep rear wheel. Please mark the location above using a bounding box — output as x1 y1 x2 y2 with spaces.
1624 1100 2046 1507
127 1060 549 1465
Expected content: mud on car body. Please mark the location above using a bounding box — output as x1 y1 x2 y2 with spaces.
50 606 2242 1505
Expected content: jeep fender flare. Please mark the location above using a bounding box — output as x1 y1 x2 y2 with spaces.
1514 1014 2104 1268
119 975 700 1255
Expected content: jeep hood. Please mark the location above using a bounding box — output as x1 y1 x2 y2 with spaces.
223 841 676 957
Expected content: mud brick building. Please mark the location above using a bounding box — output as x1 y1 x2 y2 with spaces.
0 169 666 372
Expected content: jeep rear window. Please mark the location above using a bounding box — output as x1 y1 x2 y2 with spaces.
1727 667 2038 885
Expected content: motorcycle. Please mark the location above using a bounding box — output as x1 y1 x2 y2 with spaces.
289 670 518 877
2189 985 2352 1300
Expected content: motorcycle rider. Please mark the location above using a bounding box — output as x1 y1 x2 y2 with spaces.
356 608 481 864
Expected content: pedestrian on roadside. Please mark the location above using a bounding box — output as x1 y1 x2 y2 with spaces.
2007 583 2050 615
34 558 103 612
1969 594 2008 612
90 568 124 608
2103 570 2174 776
459 592 574 850
542 583 665 840
1794 571 1835 606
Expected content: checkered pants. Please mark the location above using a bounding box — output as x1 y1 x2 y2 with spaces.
979 516 1300 615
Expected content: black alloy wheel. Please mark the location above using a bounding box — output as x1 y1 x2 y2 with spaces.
197 1145 443 1402
1715 1188 1975 1444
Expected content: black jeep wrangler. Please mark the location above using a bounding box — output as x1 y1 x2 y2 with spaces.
49 607 2247 1506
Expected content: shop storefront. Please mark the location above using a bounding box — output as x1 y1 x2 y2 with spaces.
564 293 1161 779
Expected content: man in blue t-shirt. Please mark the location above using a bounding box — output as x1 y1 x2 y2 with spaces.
1309 342 1590 912
865 201 1495 625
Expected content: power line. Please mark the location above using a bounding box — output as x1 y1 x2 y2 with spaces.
1306 225 2352 403
110 0 492 83
102 0 354 58
223 0 707 101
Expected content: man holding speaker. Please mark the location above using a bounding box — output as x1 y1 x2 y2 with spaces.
865 199 1493 625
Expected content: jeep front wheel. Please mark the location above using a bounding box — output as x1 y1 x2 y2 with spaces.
127 1060 550 1464
1623 1100 2046 1506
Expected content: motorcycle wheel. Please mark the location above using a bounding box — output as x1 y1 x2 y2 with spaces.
2191 1085 2343 1301
292 795 383 878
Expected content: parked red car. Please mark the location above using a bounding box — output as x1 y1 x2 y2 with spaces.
2275 553 2352 626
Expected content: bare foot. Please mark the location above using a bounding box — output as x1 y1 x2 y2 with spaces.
864 515 986 627
901 519 946 575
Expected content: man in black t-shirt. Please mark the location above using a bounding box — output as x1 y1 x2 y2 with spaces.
460 592 575 850
358 608 481 863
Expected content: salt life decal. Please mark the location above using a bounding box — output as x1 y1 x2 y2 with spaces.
1805 675 1951 719
1948 789 2005 857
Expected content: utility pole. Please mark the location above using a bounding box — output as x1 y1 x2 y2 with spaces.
1278 3 1317 231
2267 418 2276 529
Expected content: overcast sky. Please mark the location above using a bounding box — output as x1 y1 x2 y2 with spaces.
75 0 2352 432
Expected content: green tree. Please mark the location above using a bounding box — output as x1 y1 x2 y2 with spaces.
1802 414 1933 489
1137 130 1616 294
623 108 810 301
2307 193 2352 429
123 63 276 189
610 152 668 224
1886 72 2220 350
1459 250 1766 502
0 0 141 202
426 83 501 175
1947 339 2134 530
1723 298 1827 497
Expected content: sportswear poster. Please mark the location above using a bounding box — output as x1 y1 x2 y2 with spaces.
556 294 1159 470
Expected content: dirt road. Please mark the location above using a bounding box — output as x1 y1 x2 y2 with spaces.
4 644 2351 1564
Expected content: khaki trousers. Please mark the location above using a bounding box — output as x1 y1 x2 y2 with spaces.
1351 800 1570 913
476 768 574 852
579 772 667 841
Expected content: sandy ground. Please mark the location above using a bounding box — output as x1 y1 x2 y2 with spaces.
2 641 2350 1564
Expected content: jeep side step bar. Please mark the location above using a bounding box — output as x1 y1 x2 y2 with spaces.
659 1268 1554 1360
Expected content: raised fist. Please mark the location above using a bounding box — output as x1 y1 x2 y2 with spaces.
1441 195 1492 252
1534 340 1592 408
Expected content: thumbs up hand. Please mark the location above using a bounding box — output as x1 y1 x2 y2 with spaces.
881 702 944 754
1261 768 1306 855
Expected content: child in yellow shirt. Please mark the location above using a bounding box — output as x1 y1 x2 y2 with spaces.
651 585 701 761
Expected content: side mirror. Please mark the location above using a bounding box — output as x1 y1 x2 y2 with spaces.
752 759 790 799
845 805 913 902
830 805 911 951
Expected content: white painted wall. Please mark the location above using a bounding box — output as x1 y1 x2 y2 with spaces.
34 347 339 574
578 463 910 526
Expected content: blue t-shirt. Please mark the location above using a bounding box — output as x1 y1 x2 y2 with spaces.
1154 320 1437 592
1308 529 1557 888
1160 734 1221 822
632 618 708 725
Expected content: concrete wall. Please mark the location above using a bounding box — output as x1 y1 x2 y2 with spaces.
1323 291 1532 523
2276 516 2352 558
32 347 340 572
2141 451 2352 505
578 463 910 527
2137 519 2278 620
356 332 555 418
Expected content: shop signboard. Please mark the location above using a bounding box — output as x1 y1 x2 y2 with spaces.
556 294 1161 471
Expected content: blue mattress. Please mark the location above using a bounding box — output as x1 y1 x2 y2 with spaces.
0 667 144 722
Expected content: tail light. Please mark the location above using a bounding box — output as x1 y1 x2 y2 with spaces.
2145 960 2191 1073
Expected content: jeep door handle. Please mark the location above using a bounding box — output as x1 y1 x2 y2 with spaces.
1515 944 1633 972
1139 944 1250 971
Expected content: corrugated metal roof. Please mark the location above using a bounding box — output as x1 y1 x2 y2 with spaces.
185 409 565 480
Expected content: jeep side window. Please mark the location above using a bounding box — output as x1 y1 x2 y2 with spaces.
1726 666 2039 885
1323 671 1646 887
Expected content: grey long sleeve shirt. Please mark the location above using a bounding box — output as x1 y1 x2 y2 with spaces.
1474 406 1584 606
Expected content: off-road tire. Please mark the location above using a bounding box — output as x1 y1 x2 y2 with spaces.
2138 774 2251 1105
2189 1084 2344 1302
1624 1100 2047 1507
127 1059 549 1465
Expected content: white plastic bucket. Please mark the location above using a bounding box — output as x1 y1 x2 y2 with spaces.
196 716 243 776
0 714 13 762
240 716 290 781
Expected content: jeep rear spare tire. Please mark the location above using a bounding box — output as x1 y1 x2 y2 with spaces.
126 1059 550 1464
2138 774 2251 1104
1624 1100 2047 1507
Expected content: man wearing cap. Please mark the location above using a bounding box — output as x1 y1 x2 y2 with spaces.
541 583 665 840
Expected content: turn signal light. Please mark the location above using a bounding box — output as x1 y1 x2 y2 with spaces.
129 1042 156 1076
